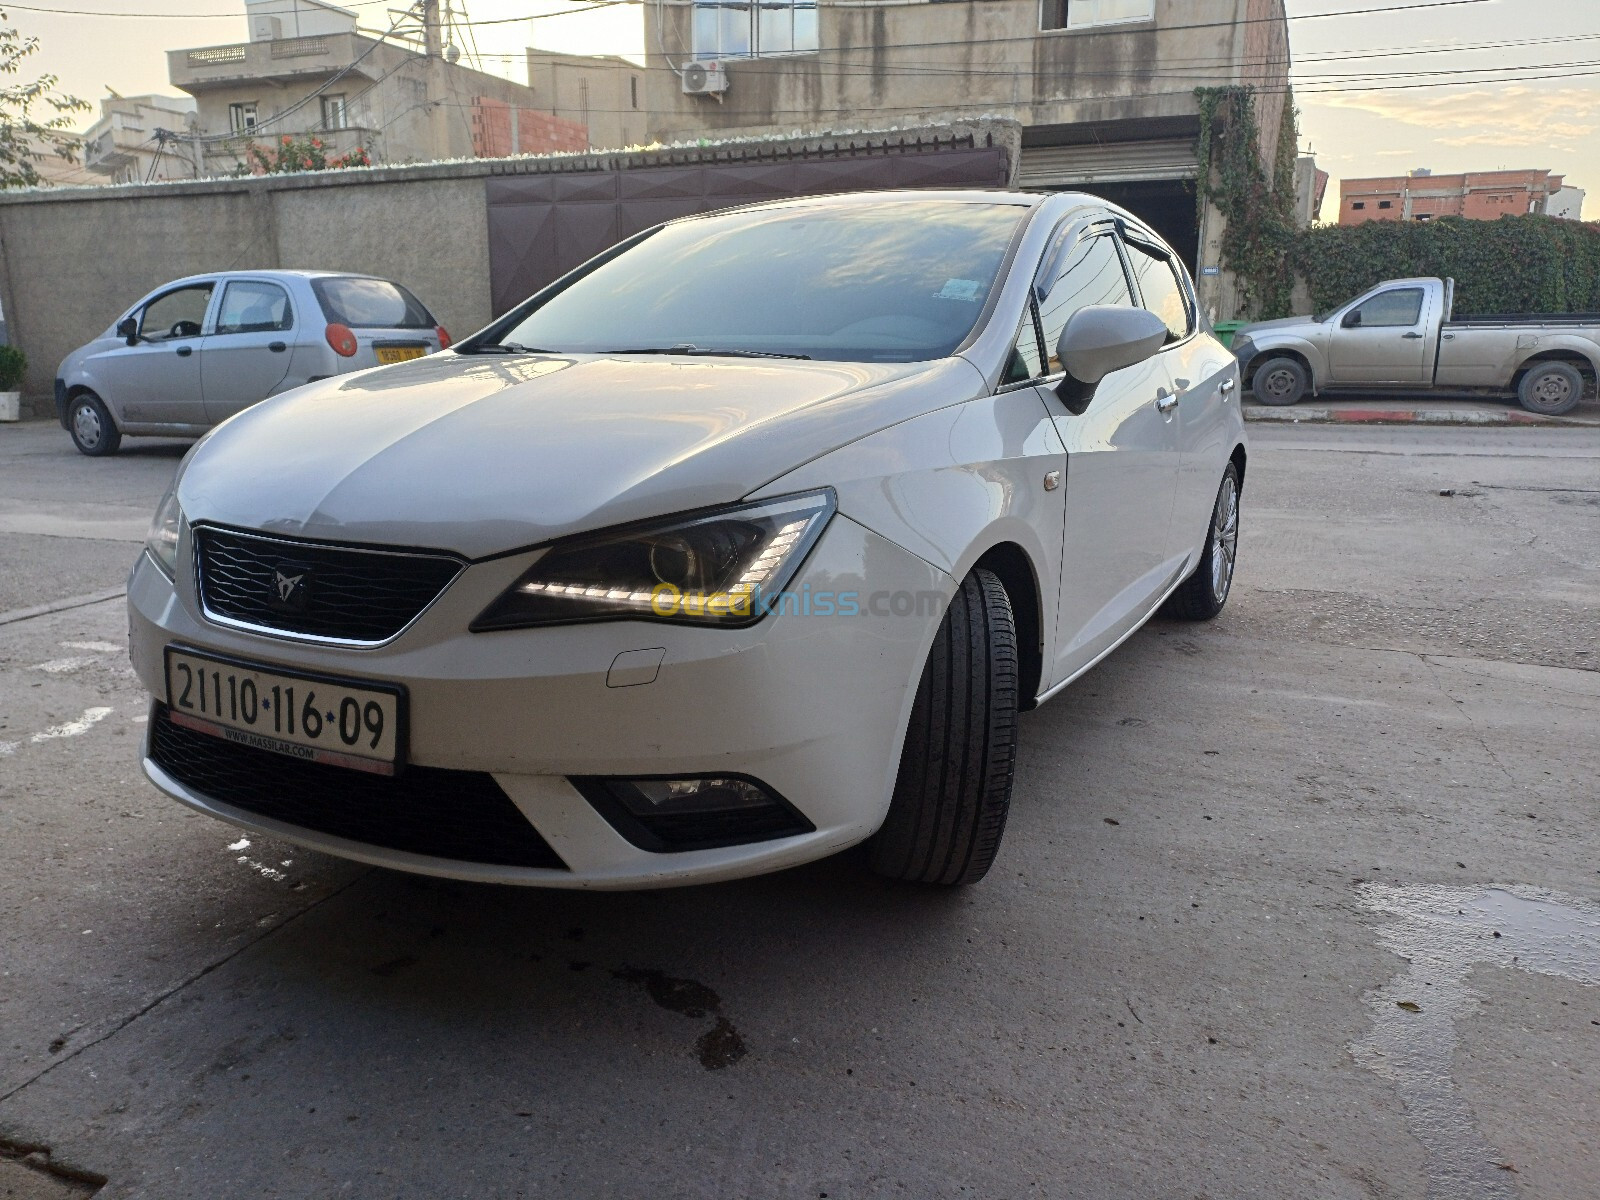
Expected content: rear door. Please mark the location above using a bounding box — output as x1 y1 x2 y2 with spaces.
101 281 215 426
1328 285 1434 384
1034 225 1183 687
200 278 296 423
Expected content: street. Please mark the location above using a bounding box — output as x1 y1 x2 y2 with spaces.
2 420 1598 1199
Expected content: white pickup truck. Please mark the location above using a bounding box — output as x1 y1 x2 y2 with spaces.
1234 277 1600 416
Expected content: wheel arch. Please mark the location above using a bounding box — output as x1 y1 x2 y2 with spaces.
971 540 1044 712
1513 348 1598 395
1244 341 1323 393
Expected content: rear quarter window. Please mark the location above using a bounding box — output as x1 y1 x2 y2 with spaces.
312 277 434 329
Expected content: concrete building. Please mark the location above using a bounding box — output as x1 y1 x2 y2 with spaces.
1547 184 1586 221
1339 169 1572 225
525 0 1294 318
1294 154 1328 226
169 0 571 174
22 131 97 188
81 94 200 185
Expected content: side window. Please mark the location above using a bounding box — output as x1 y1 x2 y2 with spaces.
1038 234 1134 372
139 284 214 342
1349 288 1425 328
215 281 294 335
1124 241 1192 343
1004 304 1045 384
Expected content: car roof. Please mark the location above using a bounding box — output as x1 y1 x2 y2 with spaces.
151 269 393 288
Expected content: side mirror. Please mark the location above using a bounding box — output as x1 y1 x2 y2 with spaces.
117 317 140 345
1054 306 1168 414
1341 310 1362 329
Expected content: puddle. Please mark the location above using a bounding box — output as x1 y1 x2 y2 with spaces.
1354 884 1600 1198
614 967 747 1070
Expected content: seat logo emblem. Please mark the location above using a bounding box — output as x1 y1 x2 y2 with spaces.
268 564 313 613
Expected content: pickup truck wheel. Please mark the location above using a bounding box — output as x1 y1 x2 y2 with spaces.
869 568 1018 887
68 392 121 457
1252 357 1309 406
1164 463 1241 622
1518 362 1585 417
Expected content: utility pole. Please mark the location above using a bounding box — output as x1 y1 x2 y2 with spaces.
418 0 449 158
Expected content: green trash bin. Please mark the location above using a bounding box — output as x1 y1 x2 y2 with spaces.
1212 320 1246 349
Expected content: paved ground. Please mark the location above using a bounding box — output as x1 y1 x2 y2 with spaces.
1 420 1597 1199
1242 391 1600 427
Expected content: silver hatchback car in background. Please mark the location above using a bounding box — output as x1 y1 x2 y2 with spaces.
55 269 450 456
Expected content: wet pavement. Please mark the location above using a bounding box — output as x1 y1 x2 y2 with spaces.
0 421 1597 1198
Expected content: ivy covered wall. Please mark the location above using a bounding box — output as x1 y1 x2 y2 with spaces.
1292 215 1600 317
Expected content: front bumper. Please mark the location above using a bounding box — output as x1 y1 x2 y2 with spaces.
129 515 954 888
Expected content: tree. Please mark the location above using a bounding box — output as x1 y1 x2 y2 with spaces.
1 8 90 188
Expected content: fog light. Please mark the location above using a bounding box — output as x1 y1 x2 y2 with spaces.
571 775 814 853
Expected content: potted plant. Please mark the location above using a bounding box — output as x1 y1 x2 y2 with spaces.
0 346 24 422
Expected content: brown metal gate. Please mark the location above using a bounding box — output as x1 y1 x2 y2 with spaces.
485 138 1011 315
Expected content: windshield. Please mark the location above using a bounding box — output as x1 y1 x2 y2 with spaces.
492 200 1027 363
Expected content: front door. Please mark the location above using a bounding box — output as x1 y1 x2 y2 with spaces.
201 279 296 423
103 282 215 427
1328 286 1432 384
1034 229 1182 688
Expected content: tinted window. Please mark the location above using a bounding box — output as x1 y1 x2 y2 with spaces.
497 201 1026 364
1125 242 1191 342
1038 234 1134 372
312 277 433 329
140 284 213 341
215 281 293 335
1351 288 1424 328
1005 307 1045 384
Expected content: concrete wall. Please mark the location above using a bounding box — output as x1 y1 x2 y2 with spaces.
0 120 1020 418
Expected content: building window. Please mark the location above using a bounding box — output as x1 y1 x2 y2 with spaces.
320 94 348 131
1415 213 1433 222
1378 200 1393 210
1351 202 1366 211
630 75 639 109
1043 0 1154 32
229 102 258 133
693 0 819 60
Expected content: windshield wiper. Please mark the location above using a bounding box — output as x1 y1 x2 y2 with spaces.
456 342 553 355
601 344 812 361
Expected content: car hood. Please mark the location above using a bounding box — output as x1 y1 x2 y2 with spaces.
178 351 982 558
1237 316 1318 337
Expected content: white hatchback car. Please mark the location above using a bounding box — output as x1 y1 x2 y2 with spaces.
129 190 1245 890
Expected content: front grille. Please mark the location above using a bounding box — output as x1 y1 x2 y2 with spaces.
193 526 463 643
150 704 566 870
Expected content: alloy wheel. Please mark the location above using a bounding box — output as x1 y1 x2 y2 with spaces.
1210 473 1239 604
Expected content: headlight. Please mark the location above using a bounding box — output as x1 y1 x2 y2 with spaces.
145 488 184 579
471 490 835 630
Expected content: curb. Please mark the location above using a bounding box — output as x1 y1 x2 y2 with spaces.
1242 405 1595 427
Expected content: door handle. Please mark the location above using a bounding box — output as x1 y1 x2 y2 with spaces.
269 341 287 353
1401 332 1424 340
1155 392 1180 415
175 346 193 357
1220 378 1237 396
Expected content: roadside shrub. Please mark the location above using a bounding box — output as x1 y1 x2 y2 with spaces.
1293 214 1600 317
0 344 25 390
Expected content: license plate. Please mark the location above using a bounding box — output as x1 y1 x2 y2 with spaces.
164 647 404 775
375 345 426 365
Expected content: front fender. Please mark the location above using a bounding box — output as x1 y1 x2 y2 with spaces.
1242 333 1329 391
747 388 1066 668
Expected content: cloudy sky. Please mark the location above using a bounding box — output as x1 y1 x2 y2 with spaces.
9 0 1595 218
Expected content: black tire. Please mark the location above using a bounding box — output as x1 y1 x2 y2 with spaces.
869 568 1019 886
1251 356 1309 406
67 392 121 457
1164 463 1241 622
1517 362 1585 417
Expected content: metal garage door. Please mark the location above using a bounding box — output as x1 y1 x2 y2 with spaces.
1018 139 1198 188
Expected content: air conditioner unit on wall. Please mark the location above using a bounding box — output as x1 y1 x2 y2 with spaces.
681 61 729 97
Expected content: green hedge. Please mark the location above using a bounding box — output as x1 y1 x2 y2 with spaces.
1292 214 1600 318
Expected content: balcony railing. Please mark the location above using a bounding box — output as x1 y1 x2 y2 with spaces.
187 45 248 67
271 36 329 59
